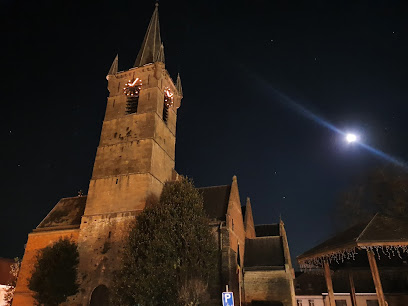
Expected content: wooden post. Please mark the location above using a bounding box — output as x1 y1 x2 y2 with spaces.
323 261 336 306
348 270 357 306
367 250 386 306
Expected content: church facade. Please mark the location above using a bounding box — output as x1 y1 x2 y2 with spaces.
13 5 295 306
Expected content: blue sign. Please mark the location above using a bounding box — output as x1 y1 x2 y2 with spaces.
222 292 234 306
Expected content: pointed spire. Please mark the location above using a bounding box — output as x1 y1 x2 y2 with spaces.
107 54 118 75
176 73 183 97
134 3 164 67
155 43 165 63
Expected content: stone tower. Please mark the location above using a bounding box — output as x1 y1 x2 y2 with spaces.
77 4 183 303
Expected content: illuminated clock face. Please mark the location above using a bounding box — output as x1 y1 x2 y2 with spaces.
164 87 174 107
123 78 142 97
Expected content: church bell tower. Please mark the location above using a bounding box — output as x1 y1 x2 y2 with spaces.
77 4 183 303
84 3 182 216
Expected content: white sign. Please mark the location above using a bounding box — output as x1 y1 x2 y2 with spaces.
222 292 234 306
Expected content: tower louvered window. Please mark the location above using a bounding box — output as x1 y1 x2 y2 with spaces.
123 78 142 114
163 102 169 123
126 96 139 114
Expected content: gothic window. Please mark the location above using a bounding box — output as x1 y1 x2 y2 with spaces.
124 78 142 114
163 87 174 124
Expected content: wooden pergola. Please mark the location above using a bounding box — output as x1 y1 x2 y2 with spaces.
297 214 408 306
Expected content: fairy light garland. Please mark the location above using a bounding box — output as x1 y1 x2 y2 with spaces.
361 245 408 260
299 245 408 271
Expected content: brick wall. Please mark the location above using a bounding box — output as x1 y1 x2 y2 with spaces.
13 229 79 306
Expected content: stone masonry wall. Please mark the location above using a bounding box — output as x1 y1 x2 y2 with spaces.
75 213 138 305
243 270 294 306
84 173 163 216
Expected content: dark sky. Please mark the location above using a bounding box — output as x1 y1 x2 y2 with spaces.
2 0 408 264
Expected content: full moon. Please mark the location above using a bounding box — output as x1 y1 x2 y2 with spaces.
346 133 357 143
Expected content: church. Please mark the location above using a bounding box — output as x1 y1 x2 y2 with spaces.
13 4 295 306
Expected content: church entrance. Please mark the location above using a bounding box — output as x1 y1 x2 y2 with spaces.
89 285 110 306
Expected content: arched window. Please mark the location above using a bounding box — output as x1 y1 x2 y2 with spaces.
89 284 110 306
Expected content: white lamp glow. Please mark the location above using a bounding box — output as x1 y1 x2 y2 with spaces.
346 133 357 143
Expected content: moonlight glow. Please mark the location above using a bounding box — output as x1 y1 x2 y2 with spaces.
346 133 357 143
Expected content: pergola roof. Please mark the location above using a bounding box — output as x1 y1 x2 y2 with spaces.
298 214 408 265
297 213 408 306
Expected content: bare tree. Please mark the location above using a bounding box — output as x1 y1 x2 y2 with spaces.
3 258 20 306
178 279 211 306
335 165 408 229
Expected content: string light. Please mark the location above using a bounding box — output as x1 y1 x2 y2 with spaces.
299 245 408 271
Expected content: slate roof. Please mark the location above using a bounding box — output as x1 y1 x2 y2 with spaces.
255 224 280 237
198 185 231 221
298 214 408 262
244 237 285 270
358 213 408 243
36 196 87 231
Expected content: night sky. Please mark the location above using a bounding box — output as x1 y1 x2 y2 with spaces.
2 1 408 265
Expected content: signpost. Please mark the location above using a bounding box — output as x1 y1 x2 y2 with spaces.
222 291 234 306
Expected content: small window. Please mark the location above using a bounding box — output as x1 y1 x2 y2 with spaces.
335 301 347 306
366 301 379 306
308 300 314 306
297 300 303 306
116 178 118 184
232 219 234 231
